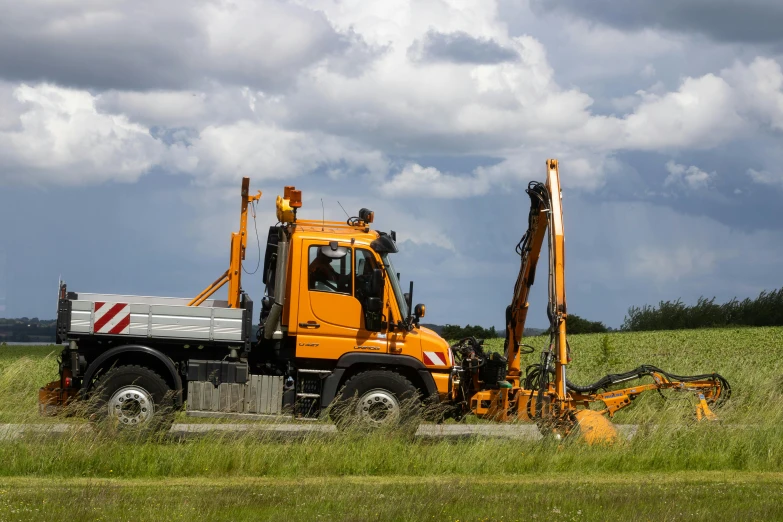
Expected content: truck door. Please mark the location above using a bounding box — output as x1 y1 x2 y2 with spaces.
295 243 388 360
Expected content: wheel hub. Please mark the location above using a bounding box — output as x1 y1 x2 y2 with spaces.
356 389 400 426
108 385 154 425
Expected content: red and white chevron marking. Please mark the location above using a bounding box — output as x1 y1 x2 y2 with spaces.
93 302 130 335
423 351 448 366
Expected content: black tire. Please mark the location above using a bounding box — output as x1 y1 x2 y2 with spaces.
331 370 421 433
90 365 175 436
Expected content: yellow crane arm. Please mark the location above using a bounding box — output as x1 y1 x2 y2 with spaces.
505 160 565 394
545 159 569 404
189 177 262 308
468 158 731 441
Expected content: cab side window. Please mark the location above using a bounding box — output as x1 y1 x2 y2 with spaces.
355 248 384 332
355 248 381 301
308 245 352 294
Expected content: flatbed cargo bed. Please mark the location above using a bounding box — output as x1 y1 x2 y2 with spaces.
57 289 253 347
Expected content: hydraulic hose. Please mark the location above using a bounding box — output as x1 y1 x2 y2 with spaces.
565 365 731 405
525 362 730 406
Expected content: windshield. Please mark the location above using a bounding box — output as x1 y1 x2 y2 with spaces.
381 253 409 319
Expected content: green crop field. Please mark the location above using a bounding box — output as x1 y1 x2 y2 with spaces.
1 327 782 521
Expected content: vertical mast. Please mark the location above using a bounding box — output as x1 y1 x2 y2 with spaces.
226 178 262 308
545 159 568 404
189 177 262 308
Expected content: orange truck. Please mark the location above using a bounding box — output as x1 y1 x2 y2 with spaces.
41 160 729 441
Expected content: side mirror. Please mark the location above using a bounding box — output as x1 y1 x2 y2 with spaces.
371 268 384 296
414 303 426 319
363 297 383 332
366 297 382 313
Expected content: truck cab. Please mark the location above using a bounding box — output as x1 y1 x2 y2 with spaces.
253 197 453 420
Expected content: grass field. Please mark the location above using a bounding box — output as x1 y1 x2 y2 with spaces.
3 474 783 521
1 327 782 520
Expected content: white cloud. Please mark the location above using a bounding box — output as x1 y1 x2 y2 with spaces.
618 74 745 149
723 57 783 131
747 168 783 187
3 0 783 201
0 83 163 185
664 161 715 190
381 163 490 198
0 0 375 91
97 91 211 128
617 57 783 151
197 0 361 86
380 149 617 198
167 121 389 185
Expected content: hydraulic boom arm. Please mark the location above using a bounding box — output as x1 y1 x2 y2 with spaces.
454 159 731 442
505 159 568 405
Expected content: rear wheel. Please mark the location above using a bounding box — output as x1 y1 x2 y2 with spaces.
91 365 175 435
332 370 420 433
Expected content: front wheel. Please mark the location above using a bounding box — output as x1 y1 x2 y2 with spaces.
90 365 175 435
332 370 420 433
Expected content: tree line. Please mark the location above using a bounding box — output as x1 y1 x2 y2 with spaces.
437 314 609 340
0 318 57 343
622 288 783 331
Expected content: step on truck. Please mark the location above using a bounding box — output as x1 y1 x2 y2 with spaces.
41 162 730 441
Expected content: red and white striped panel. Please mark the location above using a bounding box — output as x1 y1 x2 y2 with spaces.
423 351 448 367
93 302 131 335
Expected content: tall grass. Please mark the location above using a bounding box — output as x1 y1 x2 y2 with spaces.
0 328 782 479
2 332 783 520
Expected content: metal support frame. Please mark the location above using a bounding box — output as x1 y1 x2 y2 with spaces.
189 177 262 308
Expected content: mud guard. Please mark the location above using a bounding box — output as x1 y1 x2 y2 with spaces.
320 353 439 409
81 344 183 407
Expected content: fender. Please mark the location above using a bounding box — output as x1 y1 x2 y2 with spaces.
81 344 183 406
321 353 440 408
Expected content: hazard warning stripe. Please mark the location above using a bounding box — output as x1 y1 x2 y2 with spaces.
423 351 447 366
109 314 131 334
93 302 131 335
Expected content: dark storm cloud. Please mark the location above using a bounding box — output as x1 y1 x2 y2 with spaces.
534 0 783 44
408 30 519 64
0 1 370 91
0 2 204 90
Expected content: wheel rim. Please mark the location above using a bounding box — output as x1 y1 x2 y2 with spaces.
356 389 400 426
108 385 155 425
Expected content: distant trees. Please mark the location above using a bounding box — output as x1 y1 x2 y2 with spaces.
441 324 501 339
622 289 783 331
567 314 608 334
0 318 56 343
439 315 607 339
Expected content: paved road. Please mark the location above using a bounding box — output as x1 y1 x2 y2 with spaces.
0 422 638 440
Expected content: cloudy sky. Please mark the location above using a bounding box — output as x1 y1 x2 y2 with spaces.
1 0 782 329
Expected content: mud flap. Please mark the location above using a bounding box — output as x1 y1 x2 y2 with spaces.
38 380 77 416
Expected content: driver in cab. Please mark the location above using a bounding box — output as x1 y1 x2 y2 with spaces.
309 245 350 293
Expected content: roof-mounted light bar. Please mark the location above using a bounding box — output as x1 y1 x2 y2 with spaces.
276 186 302 223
